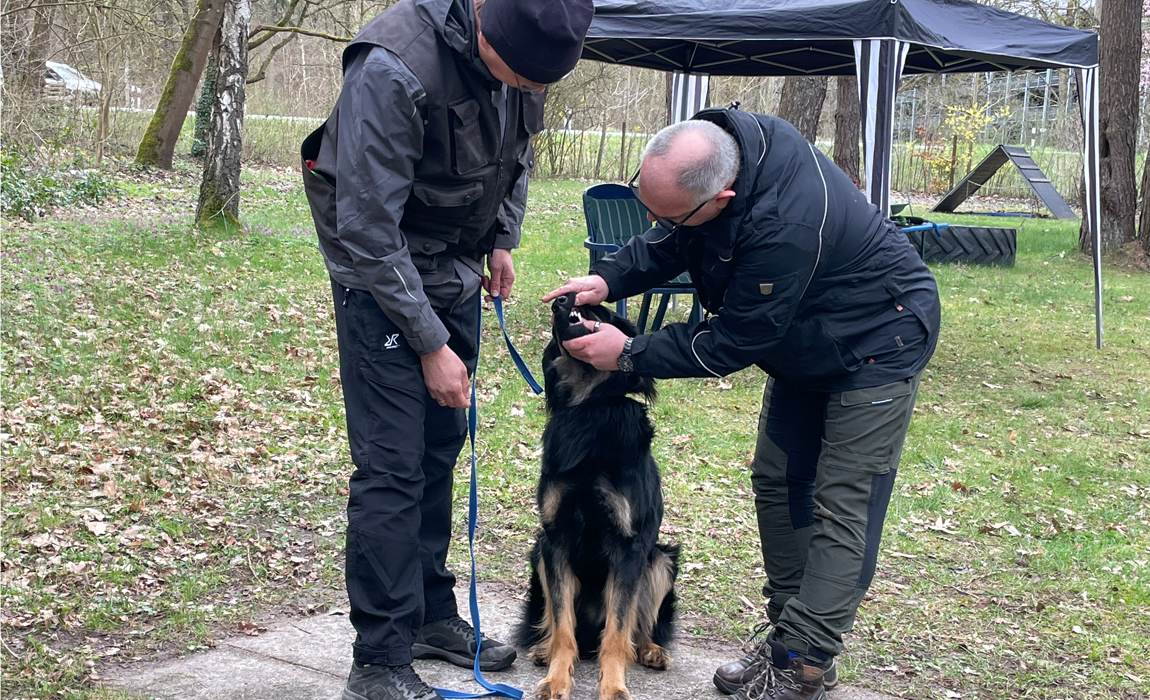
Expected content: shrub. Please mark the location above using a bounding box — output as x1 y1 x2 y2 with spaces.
0 151 120 221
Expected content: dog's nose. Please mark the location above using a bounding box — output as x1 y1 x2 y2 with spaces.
552 294 572 314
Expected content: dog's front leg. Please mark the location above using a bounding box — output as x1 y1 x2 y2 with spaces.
537 552 579 700
598 568 642 700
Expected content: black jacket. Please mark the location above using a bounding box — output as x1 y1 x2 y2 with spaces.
301 0 544 355
593 108 940 392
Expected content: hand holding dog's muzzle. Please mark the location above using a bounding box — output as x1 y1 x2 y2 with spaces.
563 320 628 371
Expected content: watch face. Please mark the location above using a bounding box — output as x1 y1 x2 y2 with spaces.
618 352 634 373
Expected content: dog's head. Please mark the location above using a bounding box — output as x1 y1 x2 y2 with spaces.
543 294 656 410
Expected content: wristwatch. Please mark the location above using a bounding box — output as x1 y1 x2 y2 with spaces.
617 337 635 374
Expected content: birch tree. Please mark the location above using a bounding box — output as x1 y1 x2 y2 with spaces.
196 0 250 226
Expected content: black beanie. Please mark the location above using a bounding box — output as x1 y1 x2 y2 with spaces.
482 0 594 85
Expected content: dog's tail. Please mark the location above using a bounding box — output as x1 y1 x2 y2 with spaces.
649 542 680 649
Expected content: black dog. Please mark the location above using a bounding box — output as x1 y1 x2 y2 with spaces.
517 294 679 700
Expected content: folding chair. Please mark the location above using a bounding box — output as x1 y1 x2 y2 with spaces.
581 183 703 334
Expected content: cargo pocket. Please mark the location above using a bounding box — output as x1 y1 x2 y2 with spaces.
344 288 425 395
821 380 917 472
449 99 486 175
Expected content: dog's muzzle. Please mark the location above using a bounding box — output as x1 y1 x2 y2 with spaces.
552 294 593 342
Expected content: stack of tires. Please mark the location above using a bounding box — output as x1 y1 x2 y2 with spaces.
897 216 1017 267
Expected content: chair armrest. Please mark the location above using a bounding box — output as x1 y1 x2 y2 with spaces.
584 238 622 254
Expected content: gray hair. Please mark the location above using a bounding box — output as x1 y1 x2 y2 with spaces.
642 121 740 202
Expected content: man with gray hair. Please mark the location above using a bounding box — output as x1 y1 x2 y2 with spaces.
545 109 940 700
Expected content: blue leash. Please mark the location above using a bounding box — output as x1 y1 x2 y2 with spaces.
434 296 539 699
492 296 543 395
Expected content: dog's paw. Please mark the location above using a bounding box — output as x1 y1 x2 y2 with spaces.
530 645 550 666
638 642 671 670
537 676 573 700
598 687 631 700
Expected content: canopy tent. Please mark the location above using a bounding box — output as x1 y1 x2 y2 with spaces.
582 0 1104 347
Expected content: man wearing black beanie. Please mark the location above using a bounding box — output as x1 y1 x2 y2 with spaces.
300 0 593 698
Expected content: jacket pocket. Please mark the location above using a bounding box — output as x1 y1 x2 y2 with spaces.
766 316 862 385
412 179 484 208
449 99 487 175
406 179 485 240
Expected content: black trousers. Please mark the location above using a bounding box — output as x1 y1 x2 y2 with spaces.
331 280 480 666
751 374 921 659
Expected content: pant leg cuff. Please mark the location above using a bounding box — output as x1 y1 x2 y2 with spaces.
353 643 414 666
423 598 460 626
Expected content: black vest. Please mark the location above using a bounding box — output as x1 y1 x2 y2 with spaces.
305 0 544 260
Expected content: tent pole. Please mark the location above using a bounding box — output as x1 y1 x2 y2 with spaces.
1075 66 1103 349
1089 67 1102 349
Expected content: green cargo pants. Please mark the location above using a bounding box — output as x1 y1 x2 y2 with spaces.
751 373 921 660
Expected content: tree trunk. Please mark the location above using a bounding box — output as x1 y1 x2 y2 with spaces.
1081 0 1141 254
24 3 54 89
192 26 222 158
833 75 861 183
196 0 250 226
1140 144 1150 260
135 0 226 169
777 76 829 142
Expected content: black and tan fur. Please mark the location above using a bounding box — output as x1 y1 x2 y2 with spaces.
517 295 679 700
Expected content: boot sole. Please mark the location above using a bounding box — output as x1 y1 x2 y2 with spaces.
712 673 744 695
411 643 516 672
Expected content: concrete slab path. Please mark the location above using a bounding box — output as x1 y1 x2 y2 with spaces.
107 584 896 700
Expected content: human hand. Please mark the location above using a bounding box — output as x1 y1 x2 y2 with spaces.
484 248 515 302
562 319 628 371
420 345 470 408
542 275 609 307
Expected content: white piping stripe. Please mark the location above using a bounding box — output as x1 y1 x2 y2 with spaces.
690 329 722 377
798 143 828 303
393 266 419 302
754 117 767 166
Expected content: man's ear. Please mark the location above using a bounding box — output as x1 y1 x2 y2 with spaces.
713 189 737 211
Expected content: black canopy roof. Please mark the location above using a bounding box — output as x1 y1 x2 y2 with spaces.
582 0 1099 76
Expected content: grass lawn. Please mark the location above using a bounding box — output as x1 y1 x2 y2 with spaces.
2 167 1148 700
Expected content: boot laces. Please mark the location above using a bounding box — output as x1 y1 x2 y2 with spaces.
737 662 800 700
383 664 437 700
740 622 774 664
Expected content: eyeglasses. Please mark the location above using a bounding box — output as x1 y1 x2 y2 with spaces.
628 168 710 234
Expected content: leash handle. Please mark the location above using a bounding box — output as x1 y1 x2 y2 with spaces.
492 296 543 395
435 301 524 700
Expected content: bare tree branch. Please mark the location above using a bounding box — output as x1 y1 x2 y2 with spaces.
247 0 303 49
247 30 295 83
249 24 349 42
1 2 151 20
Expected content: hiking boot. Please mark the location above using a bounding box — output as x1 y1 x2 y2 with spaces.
342 662 443 700
733 656 826 700
714 623 786 694
411 615 517 671
713 626 837 694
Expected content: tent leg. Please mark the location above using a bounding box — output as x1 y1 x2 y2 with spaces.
1075 66 1103 349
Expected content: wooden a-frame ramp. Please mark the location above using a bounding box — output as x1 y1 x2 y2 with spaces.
931 145 1077 220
